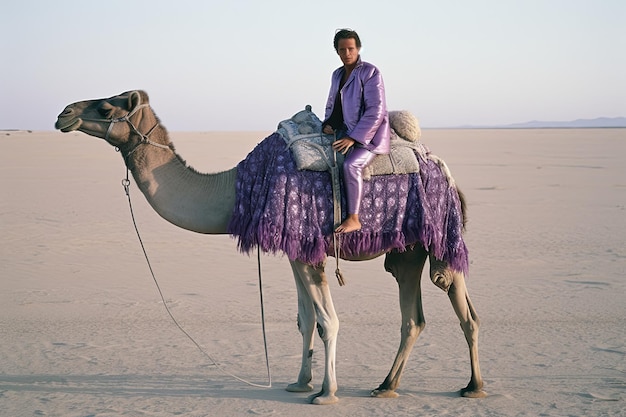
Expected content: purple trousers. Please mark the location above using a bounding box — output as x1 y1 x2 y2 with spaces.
343 147 377 215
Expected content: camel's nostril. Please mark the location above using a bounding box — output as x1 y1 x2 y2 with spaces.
55 106 81 131
60 107 74 117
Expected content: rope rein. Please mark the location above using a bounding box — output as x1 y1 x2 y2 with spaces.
112 103 271 388
331 141 346 286
122 170 271 388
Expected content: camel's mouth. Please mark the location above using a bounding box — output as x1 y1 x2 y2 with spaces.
55 117 82 132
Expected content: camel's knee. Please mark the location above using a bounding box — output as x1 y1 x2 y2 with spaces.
316 316 339 341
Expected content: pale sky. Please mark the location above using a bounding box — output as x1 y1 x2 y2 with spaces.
1 0 624 130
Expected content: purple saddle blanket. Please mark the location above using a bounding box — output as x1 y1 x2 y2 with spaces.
227 133 468 274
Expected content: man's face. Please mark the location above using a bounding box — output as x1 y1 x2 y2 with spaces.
337 38 360 67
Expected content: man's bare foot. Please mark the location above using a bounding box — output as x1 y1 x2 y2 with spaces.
335 215 361 233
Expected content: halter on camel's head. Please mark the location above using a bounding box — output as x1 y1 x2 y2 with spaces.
85 91 168 156
57 90 170 158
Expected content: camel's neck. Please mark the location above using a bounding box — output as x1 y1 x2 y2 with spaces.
123 135 237 234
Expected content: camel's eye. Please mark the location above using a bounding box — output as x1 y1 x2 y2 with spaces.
98 102 116 118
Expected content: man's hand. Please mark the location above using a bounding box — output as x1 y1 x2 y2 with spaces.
332 137 355 154
322 124 335 135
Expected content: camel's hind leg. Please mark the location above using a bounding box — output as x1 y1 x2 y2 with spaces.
288 260 339 405
430 256 487 398
372 246 428 398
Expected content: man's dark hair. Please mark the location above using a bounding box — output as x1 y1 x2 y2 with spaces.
333 29 361 51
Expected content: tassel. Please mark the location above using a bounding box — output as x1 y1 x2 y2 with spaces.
333 231 346 286
335 267 346 286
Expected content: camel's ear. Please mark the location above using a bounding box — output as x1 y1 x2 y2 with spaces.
128 90 143 111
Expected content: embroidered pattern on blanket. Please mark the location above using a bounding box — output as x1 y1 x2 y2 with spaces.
227 133 469 275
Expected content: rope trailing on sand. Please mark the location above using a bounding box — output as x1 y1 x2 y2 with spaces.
121 170 272 388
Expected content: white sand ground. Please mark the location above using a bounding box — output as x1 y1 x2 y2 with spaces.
1 128 625 416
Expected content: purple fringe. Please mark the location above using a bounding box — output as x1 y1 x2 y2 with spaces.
227 133 469 275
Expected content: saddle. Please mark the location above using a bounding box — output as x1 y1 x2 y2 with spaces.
277 105 429 179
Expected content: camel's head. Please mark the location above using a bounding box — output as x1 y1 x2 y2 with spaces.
55 90 157 149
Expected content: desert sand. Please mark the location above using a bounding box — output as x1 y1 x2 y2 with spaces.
1 128 624 416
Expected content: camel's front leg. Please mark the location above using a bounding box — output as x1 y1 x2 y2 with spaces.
372 247 428 398
431 257 487 398
289 260 339 405
286 261 316 393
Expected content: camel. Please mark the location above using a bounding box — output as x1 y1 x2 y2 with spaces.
55 90 486 405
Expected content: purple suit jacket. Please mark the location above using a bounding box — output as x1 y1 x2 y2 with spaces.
323 57 390 154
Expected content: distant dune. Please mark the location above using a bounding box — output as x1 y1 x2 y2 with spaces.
445 116 626 129
502 117 626 128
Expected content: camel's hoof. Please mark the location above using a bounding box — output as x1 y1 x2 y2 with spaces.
460 387 487 398
286 382 314 392
308 391 339 405
371 388 399 398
